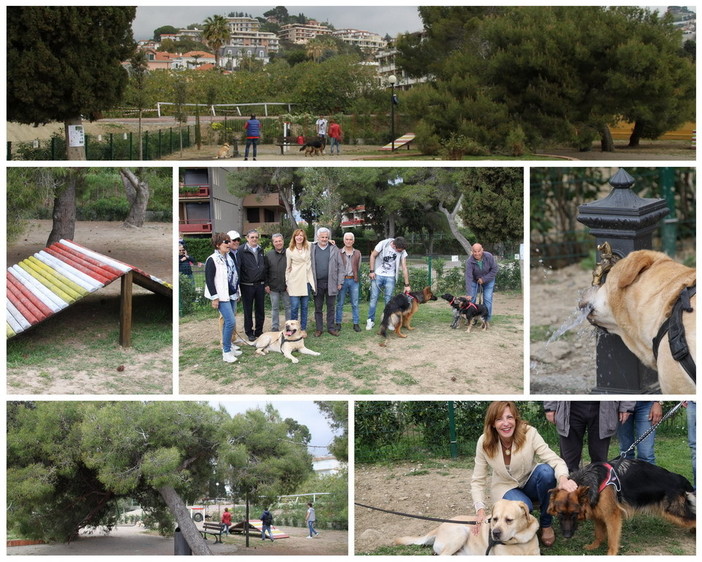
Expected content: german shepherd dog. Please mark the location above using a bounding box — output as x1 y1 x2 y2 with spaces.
379 286 437 346
547 458 696 555
441 292 489 332
300 137 325 156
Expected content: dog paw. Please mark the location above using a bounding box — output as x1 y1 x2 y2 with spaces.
291 358 299 364
584 542 600 551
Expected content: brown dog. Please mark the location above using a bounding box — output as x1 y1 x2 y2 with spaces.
548 459 696 555
215 142 231 159
394 499 540 555
379 286 437 346
579 250 696 393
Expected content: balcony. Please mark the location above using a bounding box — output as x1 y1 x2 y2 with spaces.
179 219 212 234
242 193 284 208
179 185 210 199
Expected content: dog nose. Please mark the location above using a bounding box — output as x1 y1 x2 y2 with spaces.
492 529 501 540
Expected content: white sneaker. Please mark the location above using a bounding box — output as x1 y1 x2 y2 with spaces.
222 351 238 363
306 536 313 539
366 319 374 331
231 344 241 351
231 349 243 357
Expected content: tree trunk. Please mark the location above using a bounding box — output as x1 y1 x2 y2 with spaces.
599 124 615 152
628 121 643 148
438 194 472 255
64 116 87 160
138 109 143 160
47 170 78 246
120 168 150 228
158 485 212 555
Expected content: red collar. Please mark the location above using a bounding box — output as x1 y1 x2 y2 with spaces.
598 462 621 493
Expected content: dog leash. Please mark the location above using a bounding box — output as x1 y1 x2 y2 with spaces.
354 502 480 525
618 401 685 459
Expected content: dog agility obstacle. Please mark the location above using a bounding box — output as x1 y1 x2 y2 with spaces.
7 239 172 347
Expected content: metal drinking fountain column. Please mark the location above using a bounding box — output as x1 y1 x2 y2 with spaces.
576 168 670 394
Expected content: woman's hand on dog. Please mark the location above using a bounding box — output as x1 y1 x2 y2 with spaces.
472 508 486 535
558 475 578 493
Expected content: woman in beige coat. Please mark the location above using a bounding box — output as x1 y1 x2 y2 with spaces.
471 401 577 547
286 229 315 331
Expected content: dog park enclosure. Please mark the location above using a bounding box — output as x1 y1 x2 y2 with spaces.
7 239 172 347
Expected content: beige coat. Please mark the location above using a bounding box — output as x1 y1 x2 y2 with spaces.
471 425 569 509
286 246 315 296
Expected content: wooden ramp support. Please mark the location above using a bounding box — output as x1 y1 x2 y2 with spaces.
229 520 290 539
7 239 172 347
380 132 415 151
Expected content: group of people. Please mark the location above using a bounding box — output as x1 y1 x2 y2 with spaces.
472 400 695 548
218 502 319 541
240 114 344 161
202 230 500 363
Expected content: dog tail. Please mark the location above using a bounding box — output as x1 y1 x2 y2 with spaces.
394 530 438 547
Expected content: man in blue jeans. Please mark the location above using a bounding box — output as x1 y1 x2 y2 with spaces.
335 232 362 332
617 401 662 464
366 237 411 330
465 243 499 323
244 114 261 160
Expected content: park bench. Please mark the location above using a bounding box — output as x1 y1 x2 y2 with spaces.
200 522 225 543
275 135 304 154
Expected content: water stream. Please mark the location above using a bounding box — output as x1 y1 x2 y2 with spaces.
546 304 592 344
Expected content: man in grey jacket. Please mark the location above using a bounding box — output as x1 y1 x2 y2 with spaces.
264 233 291 331
543 401 634 472
310 228 345 337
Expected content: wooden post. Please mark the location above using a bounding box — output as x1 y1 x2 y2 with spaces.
120 271 133 347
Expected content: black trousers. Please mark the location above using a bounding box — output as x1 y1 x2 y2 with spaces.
314 281 337 332
240 283 265 337
559 401 612 472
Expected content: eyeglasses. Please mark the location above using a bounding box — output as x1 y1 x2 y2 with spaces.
222 240 231 244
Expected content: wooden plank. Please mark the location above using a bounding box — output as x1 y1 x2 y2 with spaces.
120 270 133 347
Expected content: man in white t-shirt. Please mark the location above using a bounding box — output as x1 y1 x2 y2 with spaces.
366 236 411 330
315 115 328 140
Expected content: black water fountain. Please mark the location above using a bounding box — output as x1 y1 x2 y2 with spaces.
576 168 670 394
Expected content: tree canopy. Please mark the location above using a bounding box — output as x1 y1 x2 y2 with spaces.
7 401 317 554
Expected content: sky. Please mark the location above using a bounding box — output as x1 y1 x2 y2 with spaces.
213 400 342 457
133 5 424 40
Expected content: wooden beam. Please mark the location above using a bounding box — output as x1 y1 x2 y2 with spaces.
120 271 133 347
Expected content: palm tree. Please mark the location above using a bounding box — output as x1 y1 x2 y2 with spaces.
202 14 229 69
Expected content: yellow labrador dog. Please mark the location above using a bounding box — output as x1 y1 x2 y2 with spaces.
394 499 540 555
252 319 320 364
579 250 696 393
215 142 230 159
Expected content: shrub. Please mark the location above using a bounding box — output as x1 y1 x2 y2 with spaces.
439 133 489 159
504 125 528 156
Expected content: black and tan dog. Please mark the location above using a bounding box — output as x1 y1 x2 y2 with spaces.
547 458 696 555
299 138 325 156
441 292 489 332
379 286 437 346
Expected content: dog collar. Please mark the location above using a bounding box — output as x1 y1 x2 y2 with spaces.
281 333 304 344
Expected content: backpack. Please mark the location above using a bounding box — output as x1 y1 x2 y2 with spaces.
262 511 273 525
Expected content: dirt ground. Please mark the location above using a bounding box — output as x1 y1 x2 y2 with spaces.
6 220 173 395
529 263 597 394
8 524 347 556
178 293 524 395
354 462 696 556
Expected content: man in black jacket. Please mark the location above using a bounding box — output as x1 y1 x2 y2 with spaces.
237 230 266 341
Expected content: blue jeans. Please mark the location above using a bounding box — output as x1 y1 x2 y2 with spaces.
269 290 291 331
468 280 495 321
261 524 273 540
289 288 311 331
336 278 360 325
245 137 258 158
307 520 318 536
688 401 696 488
617 401 656 464
219 299 236 353
330 137 341 154
368 276 396 322
503 463 556 528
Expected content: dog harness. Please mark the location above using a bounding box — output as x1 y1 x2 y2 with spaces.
651 285 696 384
448 297 479 312
597 462 621 495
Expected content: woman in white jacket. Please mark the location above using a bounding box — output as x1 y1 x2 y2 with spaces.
471 401 577 547
204 232 241 363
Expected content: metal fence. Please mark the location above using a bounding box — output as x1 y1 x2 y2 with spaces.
8 126 196 161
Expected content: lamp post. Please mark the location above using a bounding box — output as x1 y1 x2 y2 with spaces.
388 74 397 151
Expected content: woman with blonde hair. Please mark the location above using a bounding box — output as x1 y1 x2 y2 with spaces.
471 401 576 547
286 229 315 331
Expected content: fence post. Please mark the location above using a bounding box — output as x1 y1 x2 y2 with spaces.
109 133 114 161
144 131 149 160
426 255 433 288
447 401 458 459
7 141 11 160
576 168 670 394
158 129 163 159
129 132 133 160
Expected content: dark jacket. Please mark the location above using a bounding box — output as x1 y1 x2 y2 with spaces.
339 248 362 282
237 244 266 284
265 248 288 292
465 251 499 293
261 510 273 525
310 242 345 296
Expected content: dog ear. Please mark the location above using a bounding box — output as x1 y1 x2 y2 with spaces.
615 251 665 289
